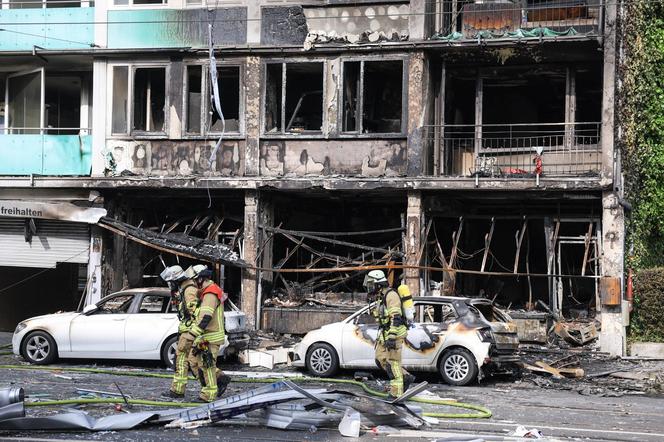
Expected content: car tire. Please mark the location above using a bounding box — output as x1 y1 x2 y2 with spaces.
21 331 57 365
305 343 339 377
161 335 178 370
438 348 478 386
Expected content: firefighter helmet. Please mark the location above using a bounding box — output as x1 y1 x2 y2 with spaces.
160 265 185 282
363 269 388 290
185 264 212 280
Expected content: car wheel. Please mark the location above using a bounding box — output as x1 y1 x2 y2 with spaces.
21 331 57 365
306 343 339 377
439 348 478 386
161 335 178 370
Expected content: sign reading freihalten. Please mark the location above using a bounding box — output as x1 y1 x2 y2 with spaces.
0 201 107 224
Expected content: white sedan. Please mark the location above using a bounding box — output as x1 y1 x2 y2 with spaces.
12 288 246 368
291 296 520 386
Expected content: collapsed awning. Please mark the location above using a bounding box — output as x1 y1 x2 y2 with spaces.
0 200 106 224
97 216 246 268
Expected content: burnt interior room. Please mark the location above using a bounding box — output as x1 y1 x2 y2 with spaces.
263 192 406 298
102 191 245 304
424 193 602 316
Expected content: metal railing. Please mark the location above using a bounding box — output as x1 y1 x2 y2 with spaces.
2 127 90 135
431 0 603 39
429 122 601 177
3 0 92 9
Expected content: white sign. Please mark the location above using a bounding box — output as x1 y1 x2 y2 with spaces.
0 200 107 224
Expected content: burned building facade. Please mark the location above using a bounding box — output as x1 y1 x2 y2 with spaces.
0 0 626 355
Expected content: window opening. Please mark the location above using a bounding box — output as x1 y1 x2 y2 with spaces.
139 295 169 313
45 75 81 135
265 62 323 134
210 66 240 133
112 66 128 134
133 67 165 133
264 63 283 133
342 60 403 134
186 65 202 134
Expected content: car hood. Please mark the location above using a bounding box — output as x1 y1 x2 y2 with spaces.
20 312 80 325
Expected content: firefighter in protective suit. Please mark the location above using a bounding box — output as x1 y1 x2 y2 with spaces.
160 265 199 399
364 270 415 399
185 264 230 402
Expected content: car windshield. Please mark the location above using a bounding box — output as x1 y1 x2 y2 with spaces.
97 295 134 314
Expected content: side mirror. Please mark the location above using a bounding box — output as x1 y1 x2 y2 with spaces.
82 304 97 314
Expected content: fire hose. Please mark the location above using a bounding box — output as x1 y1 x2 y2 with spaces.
0 364 492 419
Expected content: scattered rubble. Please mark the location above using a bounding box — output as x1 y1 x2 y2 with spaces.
303 30 408 49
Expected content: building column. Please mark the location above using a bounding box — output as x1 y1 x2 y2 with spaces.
244 56 261 176
242 190 259 329
85 226 103 305
407 51 432 175
404 191 423 295
600 191 626 356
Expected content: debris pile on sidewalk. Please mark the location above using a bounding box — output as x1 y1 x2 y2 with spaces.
517 348 664 397
0 381 433 436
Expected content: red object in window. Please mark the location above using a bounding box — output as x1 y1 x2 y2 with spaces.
534 155 543 176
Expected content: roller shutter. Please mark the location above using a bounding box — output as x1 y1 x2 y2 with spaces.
0 219 89 268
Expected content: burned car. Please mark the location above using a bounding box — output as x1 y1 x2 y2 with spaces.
291 296 519 385
12 288 246 369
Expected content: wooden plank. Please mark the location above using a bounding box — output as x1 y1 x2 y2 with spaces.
513 217 528 274
480 217 495 273
449 217 464 269
581 221 593 276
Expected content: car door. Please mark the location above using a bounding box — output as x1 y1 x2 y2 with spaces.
69 294 136 354
124 293 178 355
340 305 380 367
402 302 457 366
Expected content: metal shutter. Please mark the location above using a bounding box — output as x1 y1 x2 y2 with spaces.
0 219 89 268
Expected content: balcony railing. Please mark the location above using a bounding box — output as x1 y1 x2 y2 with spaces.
0 130 92 176
431 0 603 41
429 122 601 178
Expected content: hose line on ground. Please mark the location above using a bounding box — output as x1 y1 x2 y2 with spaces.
0 364 492 419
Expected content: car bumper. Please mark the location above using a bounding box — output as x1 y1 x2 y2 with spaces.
11 331 24 356
289 344 306 368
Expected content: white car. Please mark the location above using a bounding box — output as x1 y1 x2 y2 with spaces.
12 288 246 369
291 296 520 386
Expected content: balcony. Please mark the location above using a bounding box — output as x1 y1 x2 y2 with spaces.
0 132 92 175
0 5 94 51
431 122 601 178
430 0 603 42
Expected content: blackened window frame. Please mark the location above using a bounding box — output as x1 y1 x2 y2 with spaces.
261 59 326 136
339 56 408 137
182 61 244 138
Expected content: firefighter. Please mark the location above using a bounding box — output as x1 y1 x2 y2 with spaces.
185 264 230 402
364 270 415 399
160 265 199 399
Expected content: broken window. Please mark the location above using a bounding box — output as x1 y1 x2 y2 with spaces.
111 66 129 134
133 68 165 133
264 62 323 134
185 64 241 135
342 60 404 134
45 75 82 135
111 65 167 135
185 65 202 134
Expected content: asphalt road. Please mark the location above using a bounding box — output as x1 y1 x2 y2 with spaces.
1 332 664 442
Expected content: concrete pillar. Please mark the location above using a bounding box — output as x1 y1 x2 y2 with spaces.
85 226 103 305
90 59 107 176
406 51 430 176
244 56 261 176
600 191 626 356
242 190 259 329
601 1 617 180
405 191 423 295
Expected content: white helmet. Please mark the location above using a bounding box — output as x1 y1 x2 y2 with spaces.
363 269 388 290
185 264 210 280
160 265 185 282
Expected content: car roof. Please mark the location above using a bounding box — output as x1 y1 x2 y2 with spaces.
415 295 492 304
108 287 170 296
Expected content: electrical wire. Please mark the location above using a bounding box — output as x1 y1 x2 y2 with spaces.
0 364 492 419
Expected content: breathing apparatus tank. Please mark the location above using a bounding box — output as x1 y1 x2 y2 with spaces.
397 283 415 324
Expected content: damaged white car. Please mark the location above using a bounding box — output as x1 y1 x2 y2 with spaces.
12 288 246 369
291 296 520 386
